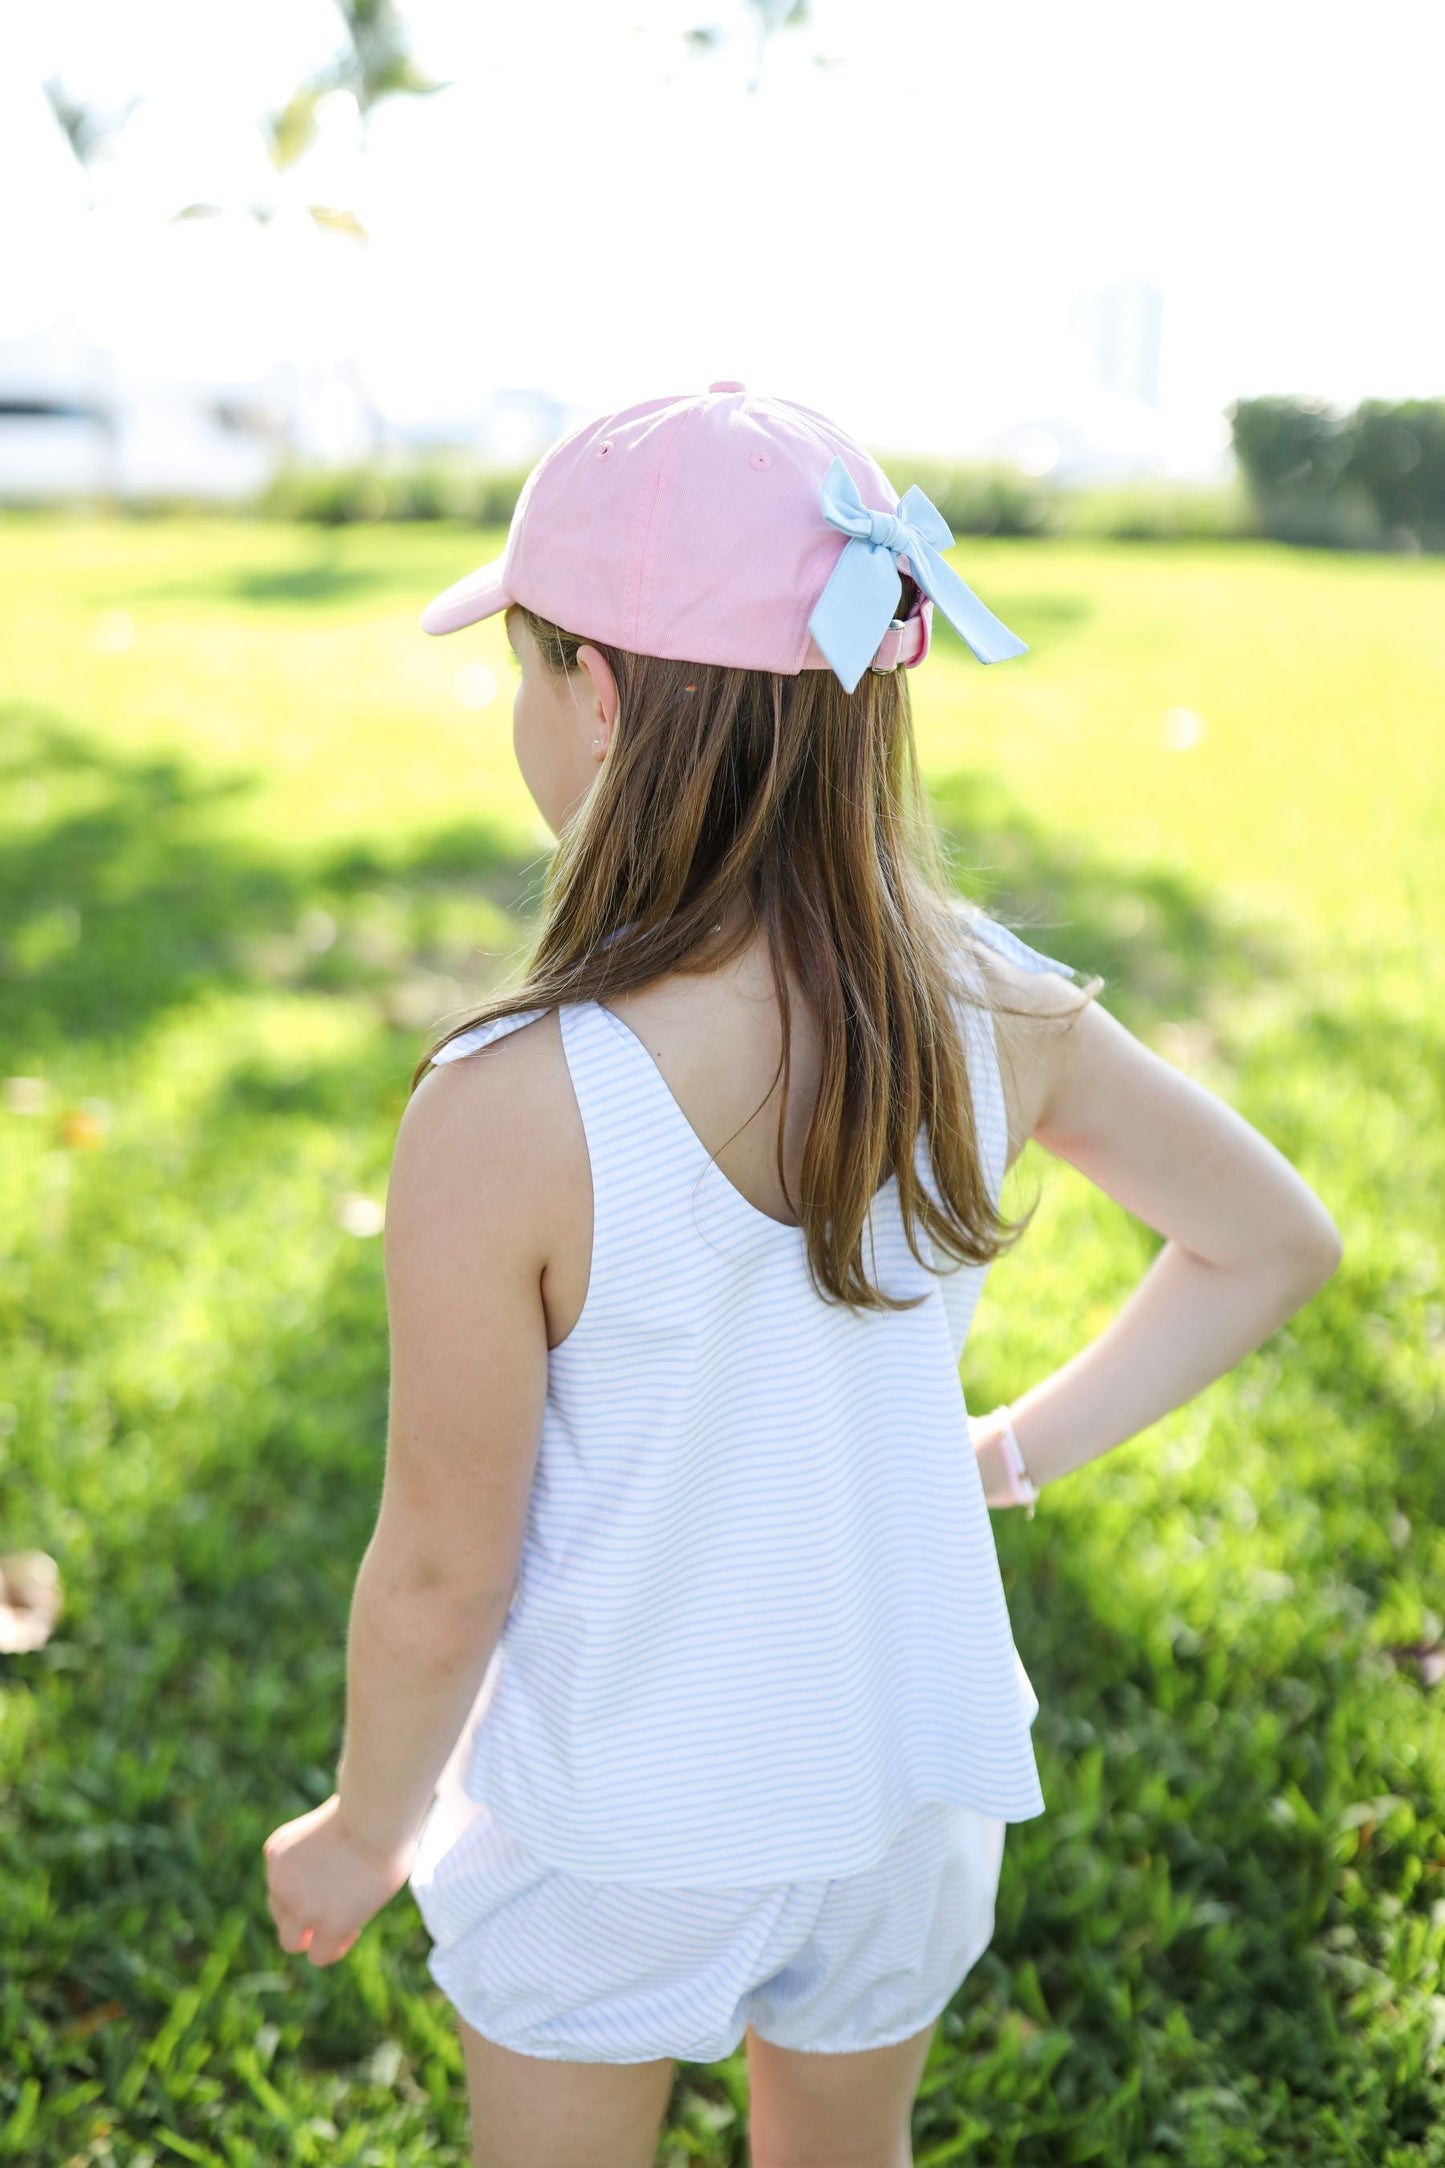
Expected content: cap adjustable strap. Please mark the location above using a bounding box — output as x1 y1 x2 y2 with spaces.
869 603 932 675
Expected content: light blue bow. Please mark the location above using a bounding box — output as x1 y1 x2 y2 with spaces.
807 456 1028 693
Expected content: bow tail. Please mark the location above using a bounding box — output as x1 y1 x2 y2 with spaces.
908 539 1029 665
806 538 904 695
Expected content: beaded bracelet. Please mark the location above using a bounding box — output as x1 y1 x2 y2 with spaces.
989 1403 1039 1519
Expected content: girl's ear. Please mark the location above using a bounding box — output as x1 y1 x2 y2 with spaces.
574 643 621 734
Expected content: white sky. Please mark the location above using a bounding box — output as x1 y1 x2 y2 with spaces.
3 0 1443 466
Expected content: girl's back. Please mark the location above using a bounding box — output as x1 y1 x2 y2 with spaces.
542 910 827 1345
495 905 1067 1353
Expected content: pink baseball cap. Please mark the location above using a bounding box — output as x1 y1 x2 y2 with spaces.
419 381 1028 696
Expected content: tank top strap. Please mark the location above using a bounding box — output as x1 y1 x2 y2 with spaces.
946 902 1095 1207
954 906 1089 984
556 1000 753 1286
943 933 1008 1210
426 1007 553 1069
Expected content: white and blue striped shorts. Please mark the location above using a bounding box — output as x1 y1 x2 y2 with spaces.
408 1779 1007 2065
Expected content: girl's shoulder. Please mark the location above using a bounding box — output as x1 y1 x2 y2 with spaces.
409 1006 565 1186
397 1006 571 1265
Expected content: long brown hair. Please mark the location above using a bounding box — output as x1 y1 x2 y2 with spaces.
409 586 1103 1313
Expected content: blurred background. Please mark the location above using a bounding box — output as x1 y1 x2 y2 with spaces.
3 4 1443 2165
4 0 1443 535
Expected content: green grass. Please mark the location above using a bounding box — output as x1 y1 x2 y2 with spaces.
2 512 1442 2165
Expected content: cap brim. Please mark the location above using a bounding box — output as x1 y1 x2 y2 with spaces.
419 554 511 636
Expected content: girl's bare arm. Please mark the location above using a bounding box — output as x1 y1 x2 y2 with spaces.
977 955 1343 1494
334 1034 554 1860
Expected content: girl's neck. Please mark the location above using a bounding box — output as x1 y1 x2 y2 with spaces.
601 902 761 969
695 898 773 981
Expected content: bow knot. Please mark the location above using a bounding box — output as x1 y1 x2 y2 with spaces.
863 509 911 555
807 456 1028 693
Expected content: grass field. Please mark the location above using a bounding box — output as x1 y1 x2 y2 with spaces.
2 512 1443 2165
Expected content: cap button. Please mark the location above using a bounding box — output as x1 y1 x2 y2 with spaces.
708 380 746 394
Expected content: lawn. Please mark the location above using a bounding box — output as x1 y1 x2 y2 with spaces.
2 511 1442 2165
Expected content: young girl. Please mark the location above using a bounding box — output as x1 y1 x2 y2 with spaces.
262 382 1342 2167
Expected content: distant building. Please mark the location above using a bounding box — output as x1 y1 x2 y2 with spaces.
0 319 285 502
982 394 1170 487
378 386 591 468
1071 279 1165 410
0 320 113 500
977 279 1234 485
0 321 588 500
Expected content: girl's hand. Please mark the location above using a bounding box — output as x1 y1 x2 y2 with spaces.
262 1793 417 1967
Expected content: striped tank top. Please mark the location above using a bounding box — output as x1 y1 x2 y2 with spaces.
425 905 1088 1887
